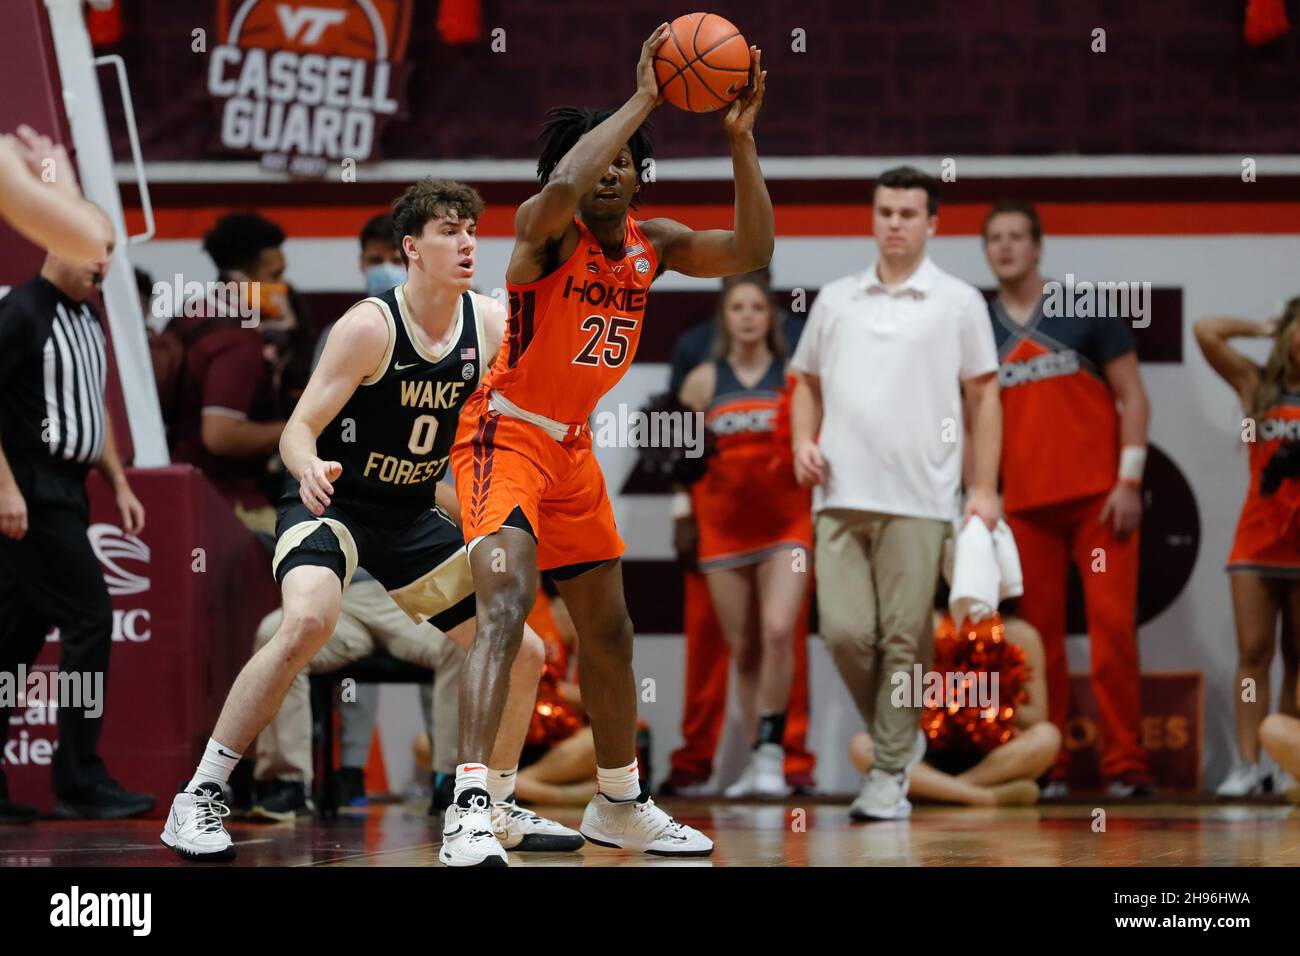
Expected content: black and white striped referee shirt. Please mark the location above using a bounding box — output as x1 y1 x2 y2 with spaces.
0 275 109 473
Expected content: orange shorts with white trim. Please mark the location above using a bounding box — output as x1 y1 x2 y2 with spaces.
450 388 625 572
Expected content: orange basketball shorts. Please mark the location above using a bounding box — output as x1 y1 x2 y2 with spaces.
451 388 625 572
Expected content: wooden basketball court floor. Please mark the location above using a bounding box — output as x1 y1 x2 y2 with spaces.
3 798 1299 867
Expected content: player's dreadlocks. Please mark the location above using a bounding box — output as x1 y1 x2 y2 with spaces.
535 107 654 208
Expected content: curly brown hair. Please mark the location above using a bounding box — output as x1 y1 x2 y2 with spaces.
390 178 485 264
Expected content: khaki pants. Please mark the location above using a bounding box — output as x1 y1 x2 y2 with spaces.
814 508 947 773
253 578 464 787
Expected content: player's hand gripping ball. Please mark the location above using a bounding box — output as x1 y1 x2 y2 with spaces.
653 13 752 112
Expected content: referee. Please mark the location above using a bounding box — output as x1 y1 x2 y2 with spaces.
0 234 155 822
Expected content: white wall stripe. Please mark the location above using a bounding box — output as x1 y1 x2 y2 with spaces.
114 155 1300 183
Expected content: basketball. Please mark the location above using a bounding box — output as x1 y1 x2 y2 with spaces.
653 13 751 113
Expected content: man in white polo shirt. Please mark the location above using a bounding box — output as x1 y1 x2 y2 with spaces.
790 166 1002 820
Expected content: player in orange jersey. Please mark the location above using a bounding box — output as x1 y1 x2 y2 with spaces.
1196 299 1300 796
449 23 772 856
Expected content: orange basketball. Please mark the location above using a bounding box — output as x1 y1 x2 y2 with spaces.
653 13 751 113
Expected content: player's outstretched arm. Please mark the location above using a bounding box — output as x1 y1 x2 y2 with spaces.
282 302 389 514
0 127 114 264
649 48 773 278
513 23 668 249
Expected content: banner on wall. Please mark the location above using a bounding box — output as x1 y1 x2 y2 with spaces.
208 0 414 176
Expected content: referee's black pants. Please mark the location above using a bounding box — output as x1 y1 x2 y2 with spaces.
0 466 113 797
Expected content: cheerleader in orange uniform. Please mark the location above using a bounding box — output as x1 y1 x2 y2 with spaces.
1196 300 1300 795
513 577 599 806
678 278 813 797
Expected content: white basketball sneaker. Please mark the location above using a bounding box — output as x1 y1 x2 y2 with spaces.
580 792 713 856
1216 762 1268 797
849 768 911 821
161 782 236 862
724 743 791 798
439 788 508 867
492 797 584 851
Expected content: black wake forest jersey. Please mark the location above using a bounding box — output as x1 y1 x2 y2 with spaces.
316 284 484 512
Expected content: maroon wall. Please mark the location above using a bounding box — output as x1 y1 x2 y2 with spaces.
98 0 1300 161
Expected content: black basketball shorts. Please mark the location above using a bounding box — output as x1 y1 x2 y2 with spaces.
272 489 475 633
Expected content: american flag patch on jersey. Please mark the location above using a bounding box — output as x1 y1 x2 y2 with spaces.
460 347 476 360
624 242 644 256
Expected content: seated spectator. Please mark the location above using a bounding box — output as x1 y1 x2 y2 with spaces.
850 608 1059 806
168 213 291 534
1260 708 1300 804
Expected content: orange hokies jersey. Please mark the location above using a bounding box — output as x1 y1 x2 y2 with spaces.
692 360 812 568
1227 392 1300 573
989 297 1137 513
484 215 659 424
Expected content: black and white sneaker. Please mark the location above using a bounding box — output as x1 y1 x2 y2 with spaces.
250 780 314 822
439 788 507 867
580 791 713 856
161 782 236 862
492 795 584 851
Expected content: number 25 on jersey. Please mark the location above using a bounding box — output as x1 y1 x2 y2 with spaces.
573 314 637 368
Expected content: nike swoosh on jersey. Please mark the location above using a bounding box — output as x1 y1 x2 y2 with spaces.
393 361 417 371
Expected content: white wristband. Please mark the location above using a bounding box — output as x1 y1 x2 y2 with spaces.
671 491 693 519
1118 446 1147 483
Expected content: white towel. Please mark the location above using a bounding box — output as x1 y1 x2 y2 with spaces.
948 519 1000 624
947 517 1025 622
991 519 1024 600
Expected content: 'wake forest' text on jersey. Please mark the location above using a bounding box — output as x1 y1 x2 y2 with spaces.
316 284 485 511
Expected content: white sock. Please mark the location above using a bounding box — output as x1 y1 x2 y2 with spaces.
187 738 242 792
597 760 640 802
486 766 517 804
454 762 489 801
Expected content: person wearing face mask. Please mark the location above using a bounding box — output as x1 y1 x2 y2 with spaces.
0 222 154 822
360 213 407 299
168 213 291 535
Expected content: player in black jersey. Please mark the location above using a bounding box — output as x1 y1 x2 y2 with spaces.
161 180 582 866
